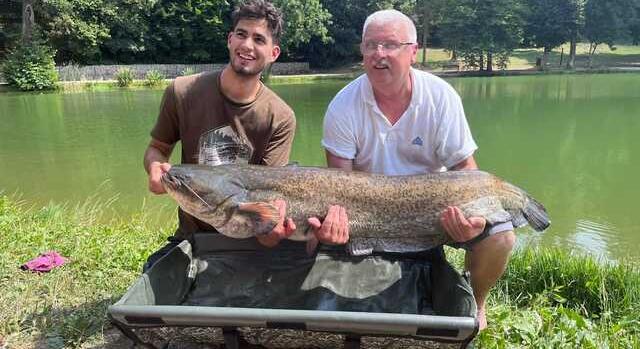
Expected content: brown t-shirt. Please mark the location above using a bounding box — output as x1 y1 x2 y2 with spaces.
151 71 296 238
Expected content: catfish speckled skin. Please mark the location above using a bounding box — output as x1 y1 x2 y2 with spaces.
162 164 550 254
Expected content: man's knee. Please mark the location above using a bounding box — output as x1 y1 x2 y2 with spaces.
474 230 516 254
488 230 516 252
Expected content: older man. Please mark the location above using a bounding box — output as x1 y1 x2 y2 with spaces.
318 9 515 330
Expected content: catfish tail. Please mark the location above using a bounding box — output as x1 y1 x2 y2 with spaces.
523 196 550 231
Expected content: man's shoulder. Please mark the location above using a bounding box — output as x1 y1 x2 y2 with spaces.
327 74 368 111
171 71 219 97
412 68 461 104
260 85 295 118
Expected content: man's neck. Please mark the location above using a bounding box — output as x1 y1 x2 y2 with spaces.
371 72 413 125
219 66 262 104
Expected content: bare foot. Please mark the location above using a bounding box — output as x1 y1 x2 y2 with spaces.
477 307 488 330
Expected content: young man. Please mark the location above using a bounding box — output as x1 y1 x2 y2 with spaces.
143 0 297 270
320 10 516 330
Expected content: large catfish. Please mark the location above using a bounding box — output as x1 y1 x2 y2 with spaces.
162 164 550 255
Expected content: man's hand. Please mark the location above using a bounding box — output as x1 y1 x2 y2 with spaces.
440 206 486 242
308 205 349 245
148 162 172 194
256 199 297 247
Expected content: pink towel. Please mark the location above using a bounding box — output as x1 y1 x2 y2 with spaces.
21 251 67 272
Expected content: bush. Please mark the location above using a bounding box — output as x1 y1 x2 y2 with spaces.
144 69 165 87
180 67 195 76
1 40 58 91
115 68 134 87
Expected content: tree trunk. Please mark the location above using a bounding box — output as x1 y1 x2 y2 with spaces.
22 0 35 42
479 53 484 71
588 42 598 68
421 25 428 65
421 3 429 66
542 47 551 70
567 37 577 69
486 52 493 72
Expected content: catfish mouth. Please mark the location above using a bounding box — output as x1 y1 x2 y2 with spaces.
161 172 215 212
161 172 182 191
161 171 237 218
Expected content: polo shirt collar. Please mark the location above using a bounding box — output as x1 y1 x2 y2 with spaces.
361 68 418 109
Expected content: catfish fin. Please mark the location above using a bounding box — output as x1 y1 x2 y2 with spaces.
346 239 374 256
217 201 279 238
459 197 511 225
509 210 529 228
346 237 443 256
237 202 280 235
523 196 551 231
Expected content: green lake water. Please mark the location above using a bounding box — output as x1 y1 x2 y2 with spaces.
1 73 639 262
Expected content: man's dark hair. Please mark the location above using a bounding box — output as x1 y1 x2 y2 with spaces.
231 0 284 44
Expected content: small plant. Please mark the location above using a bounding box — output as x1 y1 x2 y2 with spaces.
144 69 165 87
115 68 134 87
180 67 196 76
1 39 58 91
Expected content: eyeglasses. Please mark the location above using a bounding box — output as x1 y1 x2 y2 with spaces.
362 41 415 55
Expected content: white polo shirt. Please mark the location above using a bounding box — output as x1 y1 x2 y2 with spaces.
322 68 477 176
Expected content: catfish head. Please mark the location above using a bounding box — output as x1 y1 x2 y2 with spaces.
161 164 281 239
161 164 245 229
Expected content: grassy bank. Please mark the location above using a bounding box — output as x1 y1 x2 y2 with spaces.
1 195 638 348
418 43 640 71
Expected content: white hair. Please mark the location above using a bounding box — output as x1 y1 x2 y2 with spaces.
362 9 417 43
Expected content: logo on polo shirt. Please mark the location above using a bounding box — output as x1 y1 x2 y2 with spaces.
411 136 423 146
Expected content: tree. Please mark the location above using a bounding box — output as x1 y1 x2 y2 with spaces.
584 0 635 67
523 0 576 70
272 0 331 60
101 0 155 63
440 0 524 71
565 0 585 69
295 0 368 67
35 0 117 64
147 0 229 64
0 0 23 58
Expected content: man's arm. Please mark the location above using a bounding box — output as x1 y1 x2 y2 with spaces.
144 138 175 194
305 150 352 245
450 155 478 171
441 155 486 242
326 150 354 171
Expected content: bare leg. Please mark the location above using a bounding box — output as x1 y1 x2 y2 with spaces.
464 231 515 330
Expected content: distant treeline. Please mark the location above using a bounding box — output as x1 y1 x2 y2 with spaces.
1 0 639 69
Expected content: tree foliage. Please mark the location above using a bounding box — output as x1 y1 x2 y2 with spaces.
440 0 524 71
2 0 638 69
2 38 58 90
584 0 635 51
523 0 576 68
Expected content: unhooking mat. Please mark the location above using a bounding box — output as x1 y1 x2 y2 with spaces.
109 233 478 347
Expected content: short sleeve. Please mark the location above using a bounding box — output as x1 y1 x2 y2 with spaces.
261 110 296 167
321 102 357 160
434 89 477 169
151 82 180 145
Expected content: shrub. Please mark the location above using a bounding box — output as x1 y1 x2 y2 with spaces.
180 67 196 76
115 68 134 87
144 69 165 87
1 40 58 91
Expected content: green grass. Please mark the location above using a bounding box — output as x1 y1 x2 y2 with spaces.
1 195 639 348
0 195 170 348
417 43 640 71
445 246 640 348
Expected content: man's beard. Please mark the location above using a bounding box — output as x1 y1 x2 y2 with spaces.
230 58 265 77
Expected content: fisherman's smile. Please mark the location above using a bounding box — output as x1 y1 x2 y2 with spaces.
227 18 279 76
